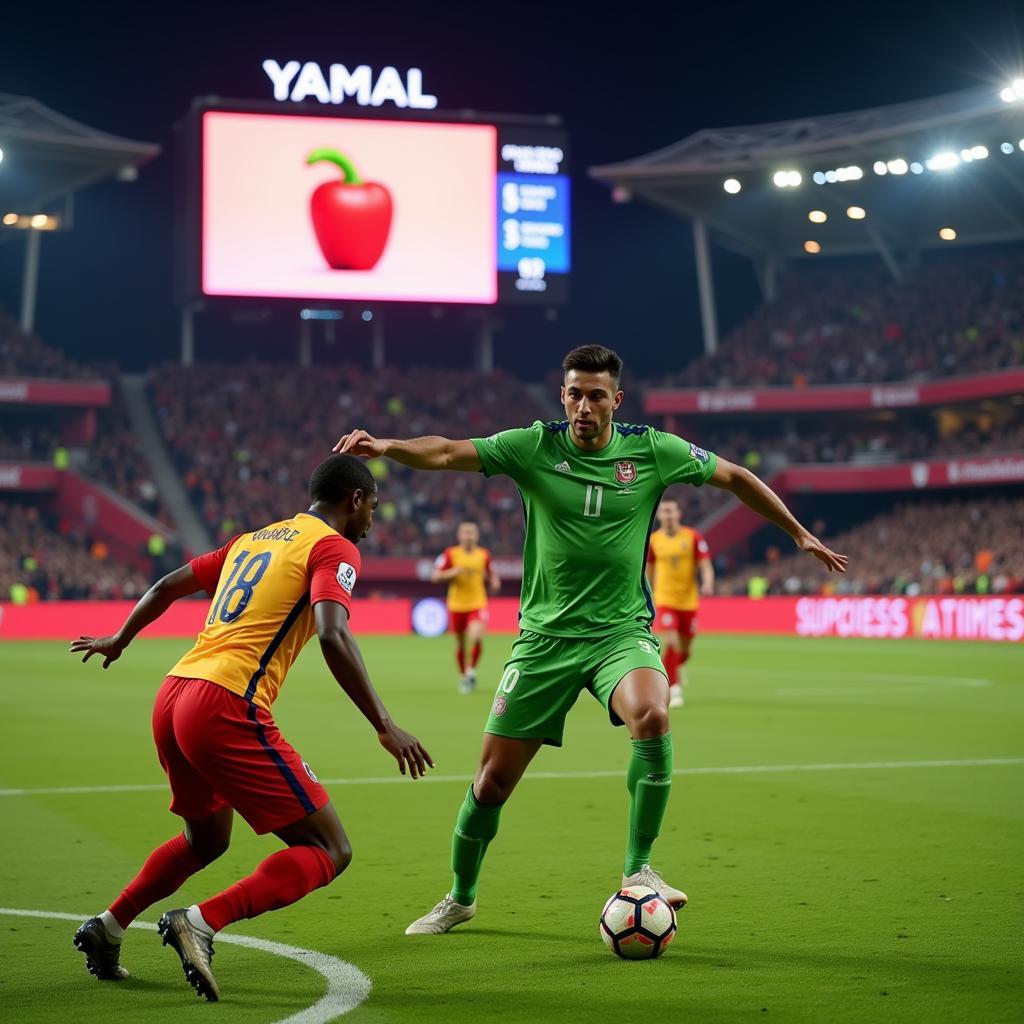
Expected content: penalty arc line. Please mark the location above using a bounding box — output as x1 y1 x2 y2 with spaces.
1 757 1023 797
0 907 371 1024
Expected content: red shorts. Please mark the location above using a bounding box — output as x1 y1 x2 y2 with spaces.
655 607 698 639
152 675 329 835
449 607 488 634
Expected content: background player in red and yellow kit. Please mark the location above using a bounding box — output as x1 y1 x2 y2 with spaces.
646 497 714 708
69 455 432 1002
432 521 501 693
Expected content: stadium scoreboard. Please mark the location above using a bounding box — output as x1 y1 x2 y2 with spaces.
178 100 569 308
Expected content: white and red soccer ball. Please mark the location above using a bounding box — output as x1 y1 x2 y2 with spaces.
599 885 677 959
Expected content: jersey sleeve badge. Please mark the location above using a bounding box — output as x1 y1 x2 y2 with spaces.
689 443 709 463
336 562 358 594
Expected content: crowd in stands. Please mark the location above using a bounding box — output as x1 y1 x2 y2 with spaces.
719 496 1024 597
656 248 1024 388
150 364 554 557
0 311 99 379
0 501 150 602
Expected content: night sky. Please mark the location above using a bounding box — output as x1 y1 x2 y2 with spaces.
2 0 1022 379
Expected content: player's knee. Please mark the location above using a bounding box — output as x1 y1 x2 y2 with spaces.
187 831 230 865
329 836 353 876
631 702 670 738
474 768 515 805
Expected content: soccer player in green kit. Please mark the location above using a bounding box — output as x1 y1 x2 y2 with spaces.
336 345 847 934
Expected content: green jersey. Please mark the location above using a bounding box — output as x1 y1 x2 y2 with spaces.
471 420 718 638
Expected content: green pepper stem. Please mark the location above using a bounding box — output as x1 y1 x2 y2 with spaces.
306 148 363 184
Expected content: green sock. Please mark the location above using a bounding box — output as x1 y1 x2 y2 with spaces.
450 785 503 905
624 733 673 875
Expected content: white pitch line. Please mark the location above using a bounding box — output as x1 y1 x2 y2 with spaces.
0 907 371 1023
2 757 1022 797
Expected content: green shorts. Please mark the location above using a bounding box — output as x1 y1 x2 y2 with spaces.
484 626 666 747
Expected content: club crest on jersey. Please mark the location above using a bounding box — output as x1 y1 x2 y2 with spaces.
336 561 357 593
492 696 508 717
615 461 637 485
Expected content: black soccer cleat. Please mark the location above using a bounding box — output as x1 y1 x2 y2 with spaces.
158 908 220 1002
73 917 130 980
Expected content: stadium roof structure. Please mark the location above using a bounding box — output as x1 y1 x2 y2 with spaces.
0 93 159 214
590 83 1024 352
0 94 159 333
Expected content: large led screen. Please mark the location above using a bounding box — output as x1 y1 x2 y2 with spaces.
202 111 498 303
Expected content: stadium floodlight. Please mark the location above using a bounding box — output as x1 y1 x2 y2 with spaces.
803 240 821 254
808 210 827 223
1002 87 1017 103
846 206 866 220
2 212 16 226
723 178 742 194
0 147 4 165
887 159 908 175
1001 142 1015 154
970 145 988 160
926 152 959 171
1019 139 1024 152
939 227 957 240
361 310 374 322
1015 78 1024 98
844 165 863 180
910 161 924 174
30 214 48 228
812 171 826 185
824 169 838 183
773 170 802 187
873 161 887 175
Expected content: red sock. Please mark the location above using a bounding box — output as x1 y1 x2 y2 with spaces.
109 833 205 928
662 647 680 686
198 846 336 933
679 647 691 667
456 640 467 674
470 641 482 668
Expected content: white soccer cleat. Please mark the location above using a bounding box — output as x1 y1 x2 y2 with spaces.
623 865 688 910
405 893 477 935
459 669 477 695
669 685 685 708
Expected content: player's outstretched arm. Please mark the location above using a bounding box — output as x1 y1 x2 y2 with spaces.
314 600 434 779
708 458 849 573
70 564 207 668
333 429 482 472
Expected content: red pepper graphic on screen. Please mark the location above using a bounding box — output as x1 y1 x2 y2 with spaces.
306 148 393 270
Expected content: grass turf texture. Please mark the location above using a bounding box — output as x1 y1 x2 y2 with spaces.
0 634 1021 1023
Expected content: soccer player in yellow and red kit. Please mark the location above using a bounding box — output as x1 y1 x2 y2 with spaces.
69 455 432 1002
646 497 714 708
432 521 500 693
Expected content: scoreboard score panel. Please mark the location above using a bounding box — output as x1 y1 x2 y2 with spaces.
190 105 570 306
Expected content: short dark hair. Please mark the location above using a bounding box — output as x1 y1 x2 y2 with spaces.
309 454 376 504
562 345 624 385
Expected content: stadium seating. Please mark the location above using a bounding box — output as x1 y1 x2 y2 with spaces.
719 495 1024 596
0 310 99 379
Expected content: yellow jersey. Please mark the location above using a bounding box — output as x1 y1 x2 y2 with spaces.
170 512 360 711
647 526 710 611
435 545 492 613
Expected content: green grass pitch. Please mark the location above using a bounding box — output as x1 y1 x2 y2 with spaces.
1 633 1021 1023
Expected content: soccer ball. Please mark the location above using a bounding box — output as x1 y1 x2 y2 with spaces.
599 885 676 959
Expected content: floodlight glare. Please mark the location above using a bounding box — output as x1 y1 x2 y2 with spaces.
910 162 924 174
939 227 957 241
808 210 827 223
1001 142 1015 154
887 159 908 175
1019 139 1024 151
804 240 822 254
873 161 888 175
812 171 826 185
2 213 16 226
846 206 866 220
825 169 838 183
971 145 988 160
0 147 4 165
1002 86 1017 103
926 152 959 171
1014 78 1024 98
723 178 742 194
30 214 47 228
846 165 864 180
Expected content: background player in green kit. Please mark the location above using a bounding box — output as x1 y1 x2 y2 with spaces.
336 345 848 934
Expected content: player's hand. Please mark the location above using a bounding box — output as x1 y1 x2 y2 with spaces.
796 533 848 573
377 722 435 779
700 581 714 597
70 634 126 669
333 429 387 458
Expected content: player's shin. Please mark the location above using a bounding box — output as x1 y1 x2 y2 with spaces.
624 734 674 875
470 641 482 668
450 785 503 906
106 833 206 930
197 845 336 932
661 647 680 685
